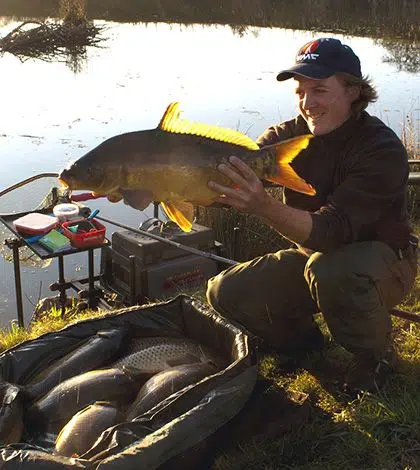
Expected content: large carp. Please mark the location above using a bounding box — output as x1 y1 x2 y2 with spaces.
59 102 315 232
25 329 124 401
0 382 24 445
111 336 225 373
55 402 122 457
126 362 217 420
26 368 148 434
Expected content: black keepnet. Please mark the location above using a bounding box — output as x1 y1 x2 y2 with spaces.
0 295 257 469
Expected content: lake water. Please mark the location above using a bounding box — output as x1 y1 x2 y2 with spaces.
0 20 419 327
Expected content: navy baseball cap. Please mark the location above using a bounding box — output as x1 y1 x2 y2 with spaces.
277 38 362 81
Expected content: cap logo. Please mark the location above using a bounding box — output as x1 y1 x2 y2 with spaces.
296 40 320 62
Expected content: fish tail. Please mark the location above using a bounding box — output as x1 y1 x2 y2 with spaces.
263 135 316 196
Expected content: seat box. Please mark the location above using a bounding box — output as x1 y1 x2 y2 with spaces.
101 223 224 304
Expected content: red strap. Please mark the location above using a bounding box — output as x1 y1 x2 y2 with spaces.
70 192 106 202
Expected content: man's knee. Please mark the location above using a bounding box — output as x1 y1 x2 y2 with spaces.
206 269 239 315
304 251 345 300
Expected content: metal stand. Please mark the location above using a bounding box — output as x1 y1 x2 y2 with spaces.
50 248 101 312
5 238 25 328
4 239 104 328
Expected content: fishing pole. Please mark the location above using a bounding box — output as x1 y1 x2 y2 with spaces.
96 215 239 267
93 216 420 323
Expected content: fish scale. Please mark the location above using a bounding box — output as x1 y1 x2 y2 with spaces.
111 336 216 372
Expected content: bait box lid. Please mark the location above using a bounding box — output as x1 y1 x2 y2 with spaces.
13 212 58 235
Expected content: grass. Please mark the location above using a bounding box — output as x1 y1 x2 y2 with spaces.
0 304 114 352
4 0 419 42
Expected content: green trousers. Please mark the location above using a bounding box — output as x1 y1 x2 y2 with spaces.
207 241 417 359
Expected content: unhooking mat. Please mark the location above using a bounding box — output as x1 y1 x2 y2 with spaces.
0 294 258 469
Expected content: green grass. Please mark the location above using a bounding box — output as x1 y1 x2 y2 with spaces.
0 305 113 352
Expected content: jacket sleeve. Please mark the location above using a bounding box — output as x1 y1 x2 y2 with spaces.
304 134 409 252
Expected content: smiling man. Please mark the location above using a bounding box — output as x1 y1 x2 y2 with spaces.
206 38 418 394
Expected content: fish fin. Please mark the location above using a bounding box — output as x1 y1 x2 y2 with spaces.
99 190 123 202
158 102 259 150
93 191 122 203
161 201 194 232
263 135 316 196
122 366 154 380
166 354 200 367
120 189 154 210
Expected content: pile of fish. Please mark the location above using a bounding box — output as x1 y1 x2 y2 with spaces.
0 329 226 458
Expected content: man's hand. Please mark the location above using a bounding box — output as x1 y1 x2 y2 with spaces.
208 156 271 216
208 156 314 246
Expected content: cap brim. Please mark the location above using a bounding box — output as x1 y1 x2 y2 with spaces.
276 63 335 81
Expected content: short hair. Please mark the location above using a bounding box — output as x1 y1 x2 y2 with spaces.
336 72 378 117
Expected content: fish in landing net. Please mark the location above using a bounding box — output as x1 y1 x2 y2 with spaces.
58 102 315 232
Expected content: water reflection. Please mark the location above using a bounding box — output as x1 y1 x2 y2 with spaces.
378 39 420 73
65 48 87 74
0 17 104 71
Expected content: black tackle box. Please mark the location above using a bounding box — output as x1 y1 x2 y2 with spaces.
100 222 225 305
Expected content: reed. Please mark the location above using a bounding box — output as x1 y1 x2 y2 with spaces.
0 0 419 41
59 0 87 24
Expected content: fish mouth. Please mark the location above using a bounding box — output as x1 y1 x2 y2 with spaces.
58 177 69 188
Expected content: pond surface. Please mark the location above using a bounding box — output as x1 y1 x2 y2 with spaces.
0 20 419 327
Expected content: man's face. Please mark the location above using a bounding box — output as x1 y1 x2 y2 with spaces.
294 75 358 136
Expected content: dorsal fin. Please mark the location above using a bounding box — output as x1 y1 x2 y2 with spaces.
158 102 259 151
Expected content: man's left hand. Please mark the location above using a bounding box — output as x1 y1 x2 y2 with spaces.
208 156 270 215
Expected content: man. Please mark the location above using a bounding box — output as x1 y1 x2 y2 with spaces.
205 38 418 393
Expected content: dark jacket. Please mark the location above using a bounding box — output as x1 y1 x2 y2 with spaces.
257 111 411 252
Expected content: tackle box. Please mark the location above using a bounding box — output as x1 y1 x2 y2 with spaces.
100 222 224 304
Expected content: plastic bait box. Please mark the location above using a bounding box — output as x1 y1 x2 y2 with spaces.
61 218 106 248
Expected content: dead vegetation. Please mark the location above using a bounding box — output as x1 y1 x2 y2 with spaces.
0 0 105 62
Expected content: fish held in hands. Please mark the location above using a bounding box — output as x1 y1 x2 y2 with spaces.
58 102 315 232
